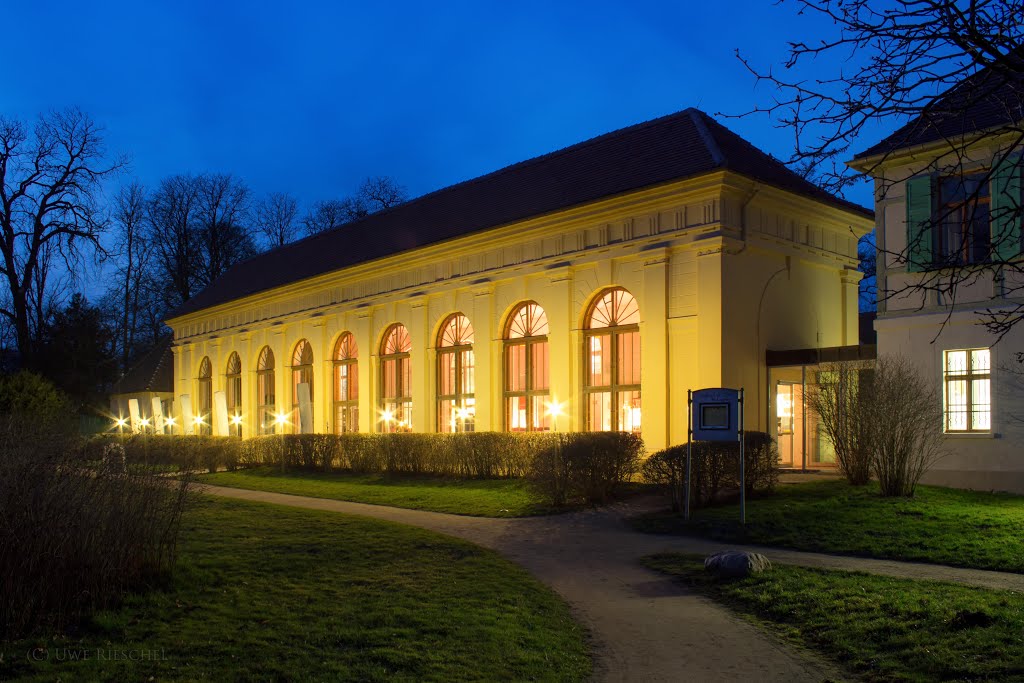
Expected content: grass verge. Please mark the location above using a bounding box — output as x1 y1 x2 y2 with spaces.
1 497 590 682
198 467 559 517
632 479 1024 572
644 552 1024 682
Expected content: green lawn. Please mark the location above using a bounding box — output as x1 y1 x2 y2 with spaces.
1 497 590 682
198 467 558 517
631 479 1024 572
644 553 1024 683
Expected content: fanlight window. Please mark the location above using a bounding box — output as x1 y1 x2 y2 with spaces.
504 302 550 431
333 332 359 434
437 314 475 432
291 339 314 433
225 352 242 437
380 324 412 432
584 288 641 433
196 356 212 435
256 346 276 434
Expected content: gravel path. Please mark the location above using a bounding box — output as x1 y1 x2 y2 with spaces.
195 484 1024 681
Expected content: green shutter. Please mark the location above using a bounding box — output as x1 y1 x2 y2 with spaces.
905 174 934 272
991 154 1023 262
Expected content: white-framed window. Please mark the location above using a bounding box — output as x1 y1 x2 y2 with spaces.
943 348 991 432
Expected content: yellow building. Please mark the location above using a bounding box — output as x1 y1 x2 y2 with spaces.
165 109 872 456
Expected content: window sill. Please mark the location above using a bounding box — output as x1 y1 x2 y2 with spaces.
943 431 998 439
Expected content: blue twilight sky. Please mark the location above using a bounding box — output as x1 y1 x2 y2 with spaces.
1 0 882 254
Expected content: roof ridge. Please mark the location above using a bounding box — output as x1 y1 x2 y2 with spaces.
687 109 726 166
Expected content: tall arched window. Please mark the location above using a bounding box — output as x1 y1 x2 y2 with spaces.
225 352 242 437
504 302 550 431
291 339 314 433
197 356 212 435
380 324 412 432
333 332 358 434
257 346 276 434
437 314 475 432
584 287 641 433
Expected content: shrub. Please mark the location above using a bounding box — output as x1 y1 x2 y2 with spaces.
81 434 244 473
0 374 191 638
809 361 875 485
234 432 559 479
642 431 779 511
530 432 644 505
869 356 946 497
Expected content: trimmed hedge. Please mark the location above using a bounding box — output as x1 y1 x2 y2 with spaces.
240 432 564 478
81 434 243 473
530 432 644 505
79 431 646 506
641 431 779 511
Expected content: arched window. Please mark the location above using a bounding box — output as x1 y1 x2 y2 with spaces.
257 346 276 434
437 314 475 432
197 356 212 435
333 332 359 434
380 324 412 432
584 287 641 433
504 302 550 431
291 339 314 433
225 352 242 437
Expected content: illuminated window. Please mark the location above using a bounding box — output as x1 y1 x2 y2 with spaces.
584 288 641 433
503 302 550 431
333 332 359 434
380 324 412 432
225 352 242 437
256 346 276 435
291 340 314 433
196 356 212 435
944 348 991 432
437 314 475 432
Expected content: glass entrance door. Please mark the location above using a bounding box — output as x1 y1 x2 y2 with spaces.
775 382 804 467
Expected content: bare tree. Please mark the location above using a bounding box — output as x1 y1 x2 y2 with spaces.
254 191 299 248
144 173 256 310
869 356 947 496
739 1 1024 338
109 182 149 369
303 175 408 236
0 109 123 362
302 199 353 236
146 174 201 308
809 361 875 485
358 175 407 211
194 173 255 288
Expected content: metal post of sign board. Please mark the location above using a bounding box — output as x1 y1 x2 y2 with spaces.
685 389 692 521
739 388 745 526
688 387 745 525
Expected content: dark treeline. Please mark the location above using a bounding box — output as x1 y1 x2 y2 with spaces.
0 107 407 409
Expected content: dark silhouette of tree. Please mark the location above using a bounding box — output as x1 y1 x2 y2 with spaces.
195 173 255 288
146 174 201 308
109 182 149 370
0 109 123 362
255 191 299 248
303 175 408 236
36 293 117 408
144 173 257 310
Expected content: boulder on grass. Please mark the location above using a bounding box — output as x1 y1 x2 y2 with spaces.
704 550 772 578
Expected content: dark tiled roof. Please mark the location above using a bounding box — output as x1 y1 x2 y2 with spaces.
853 64 1024 161
170 108 871 319
111 337 174 395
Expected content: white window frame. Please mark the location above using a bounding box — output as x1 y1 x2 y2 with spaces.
942 348 992 434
